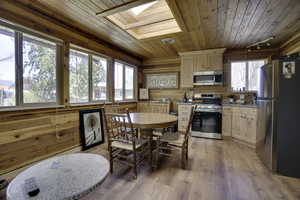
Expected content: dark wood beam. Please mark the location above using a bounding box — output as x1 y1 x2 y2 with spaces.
95 0 157 17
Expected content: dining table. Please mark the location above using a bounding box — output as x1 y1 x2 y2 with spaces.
7 153 109 200
128 112 178 167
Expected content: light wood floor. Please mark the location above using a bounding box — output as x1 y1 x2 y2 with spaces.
82 138 300 200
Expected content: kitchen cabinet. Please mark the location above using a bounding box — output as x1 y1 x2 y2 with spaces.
178 104 193 132
137 101 170 113
180 55 194 88
179 48 226 88
222 106 258 148
222 107 232 137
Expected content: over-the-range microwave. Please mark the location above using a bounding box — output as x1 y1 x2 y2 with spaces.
193 71 223 86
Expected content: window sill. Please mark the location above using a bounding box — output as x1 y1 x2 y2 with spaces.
114 100 137 104
69 102 112 107
0 105 65 113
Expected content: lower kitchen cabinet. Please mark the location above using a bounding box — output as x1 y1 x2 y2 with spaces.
222 106 258 148
222 107 233 137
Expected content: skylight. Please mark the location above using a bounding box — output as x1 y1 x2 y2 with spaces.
131 1 157 16
107 0 181 40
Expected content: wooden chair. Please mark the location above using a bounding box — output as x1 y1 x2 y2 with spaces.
155 106 194 169
103 109 149 179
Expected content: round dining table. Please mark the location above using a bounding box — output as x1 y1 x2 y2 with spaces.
7 153 109 200
129 112 178 129
128 112 178 167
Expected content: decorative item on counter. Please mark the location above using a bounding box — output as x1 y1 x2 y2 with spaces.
236 94 245 104
228 95 235 104
252 93 257 104
183 92 188 103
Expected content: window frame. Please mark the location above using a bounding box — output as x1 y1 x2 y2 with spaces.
230 59 266 92
69 45 111 105
0 20 63 109
114 60 137 102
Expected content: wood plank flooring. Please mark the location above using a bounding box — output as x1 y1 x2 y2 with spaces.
82 138 300 200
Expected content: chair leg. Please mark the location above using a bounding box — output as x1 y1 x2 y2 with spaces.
148 136 153 169
109 148 114 174
156 137 160 168
185 144 188 162
181 147 186 169
133 151 137 179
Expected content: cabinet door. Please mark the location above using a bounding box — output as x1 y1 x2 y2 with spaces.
222 112 232 137
244 114 257 144
207 54 223 71
193 54 208 72
231 108 241 139
181 56 193 88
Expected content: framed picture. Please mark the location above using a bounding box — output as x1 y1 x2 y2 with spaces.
139 88 149 100
145 72 178 89
79 109 105 150
283 61 295 79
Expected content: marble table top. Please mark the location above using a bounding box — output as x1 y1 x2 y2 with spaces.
7 153 109 200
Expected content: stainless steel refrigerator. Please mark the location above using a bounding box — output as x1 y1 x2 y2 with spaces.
256 53 300 178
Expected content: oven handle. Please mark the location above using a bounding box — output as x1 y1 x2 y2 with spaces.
195 109 222 113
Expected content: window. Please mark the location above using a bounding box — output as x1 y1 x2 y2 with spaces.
92 56 107 101
125 66 134 99
0 22 61 108
0 26 15 107
231 60 265 91
114 62 123 101
69 48 108 104
69 50 89 103
114 61 135 101
23 34 57 103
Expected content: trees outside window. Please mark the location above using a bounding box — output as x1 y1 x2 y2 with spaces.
69 48 108 104
0 26 15 107
0 23 61 108
23 34 57 103
114 61 135 101
69 50 89 103
231 60 265 91
125 66 134 99
92 55 107 101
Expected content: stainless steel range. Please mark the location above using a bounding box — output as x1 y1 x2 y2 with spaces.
191 93 222 139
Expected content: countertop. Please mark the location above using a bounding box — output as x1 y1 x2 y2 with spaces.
177 102 193 105
222 103 258 108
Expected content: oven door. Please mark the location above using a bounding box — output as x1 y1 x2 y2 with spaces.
191 111 222 139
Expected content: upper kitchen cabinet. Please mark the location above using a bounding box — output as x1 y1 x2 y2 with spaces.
179 48 226 88
180 55 194 88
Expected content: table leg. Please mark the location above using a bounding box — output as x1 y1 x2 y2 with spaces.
149 134 153 170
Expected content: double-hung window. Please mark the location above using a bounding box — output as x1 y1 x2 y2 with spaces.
0 22 61 108
231 60 266 92
114 61 135 101
69 47 108 104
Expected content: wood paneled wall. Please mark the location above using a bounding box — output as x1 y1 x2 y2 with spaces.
0 0 142 175
0 103 137 174
142 49 280 112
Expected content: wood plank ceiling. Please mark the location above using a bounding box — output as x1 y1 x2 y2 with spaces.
15 0 300 59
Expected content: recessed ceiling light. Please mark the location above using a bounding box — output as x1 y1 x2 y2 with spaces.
131 1 157 16
161 38 175 44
